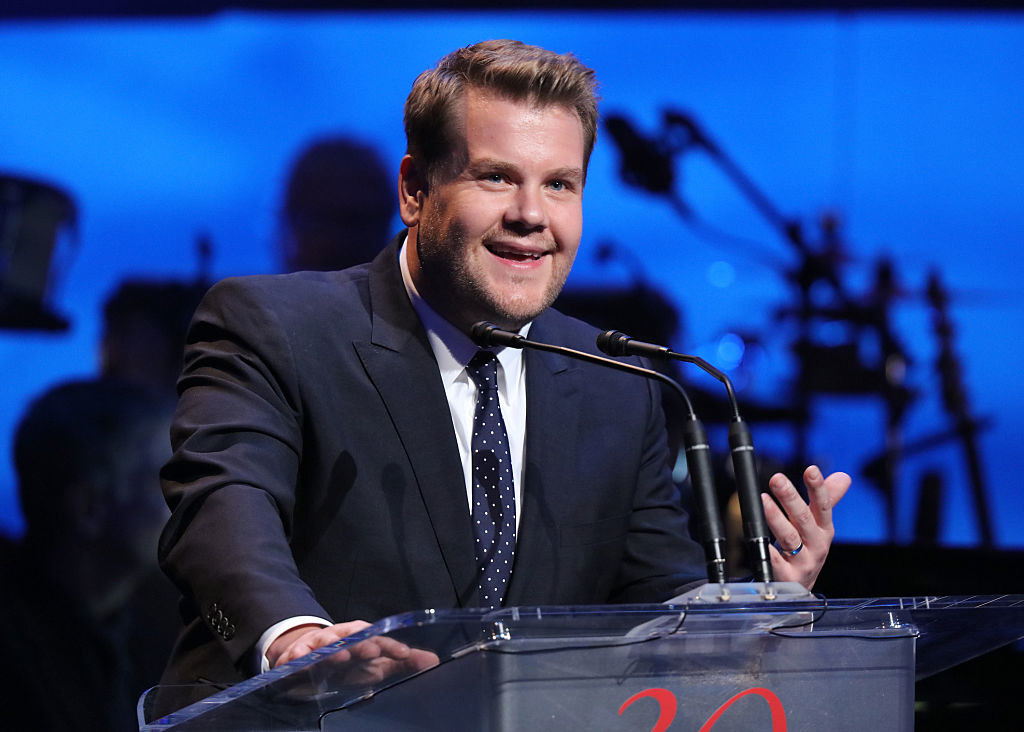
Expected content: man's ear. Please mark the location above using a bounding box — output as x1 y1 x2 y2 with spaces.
398 155 427 227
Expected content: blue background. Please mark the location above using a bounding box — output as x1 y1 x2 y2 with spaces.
2 10 1022 546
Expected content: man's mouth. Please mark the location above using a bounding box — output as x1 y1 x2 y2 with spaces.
485 243 548 262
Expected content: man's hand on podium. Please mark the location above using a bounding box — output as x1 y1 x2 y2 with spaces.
268 621 369 668
267 620 439 683
761 465 851 591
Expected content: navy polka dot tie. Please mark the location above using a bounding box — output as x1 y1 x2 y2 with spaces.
466 350 516 608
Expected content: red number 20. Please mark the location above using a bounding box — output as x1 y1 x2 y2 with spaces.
618 686 787 731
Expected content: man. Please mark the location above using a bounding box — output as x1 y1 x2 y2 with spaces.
158 40 849 693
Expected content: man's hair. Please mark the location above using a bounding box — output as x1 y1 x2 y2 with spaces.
404 39 599 184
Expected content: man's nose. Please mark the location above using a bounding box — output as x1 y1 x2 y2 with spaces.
504 185 548 231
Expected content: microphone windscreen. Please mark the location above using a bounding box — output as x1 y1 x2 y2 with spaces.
596 330 630 356
470 322 524 349
470 321 498 347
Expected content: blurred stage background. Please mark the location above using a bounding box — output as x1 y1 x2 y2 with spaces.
3 8 1023 549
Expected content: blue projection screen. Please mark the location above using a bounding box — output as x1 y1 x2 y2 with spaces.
1 11 1023 546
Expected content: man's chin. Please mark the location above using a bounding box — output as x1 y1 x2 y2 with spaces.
483 301 552 332
446 281 561 335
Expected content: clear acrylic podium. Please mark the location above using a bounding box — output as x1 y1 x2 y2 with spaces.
139 592 1023 731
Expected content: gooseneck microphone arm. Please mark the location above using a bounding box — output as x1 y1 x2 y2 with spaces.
598 329 773 584
472 321 727 584
472 322 696 417
598 330 740 420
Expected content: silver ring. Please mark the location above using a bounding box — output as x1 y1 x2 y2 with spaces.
787 542 803 557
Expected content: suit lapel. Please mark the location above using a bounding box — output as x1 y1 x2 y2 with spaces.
353 239 479 607
506 316 582 604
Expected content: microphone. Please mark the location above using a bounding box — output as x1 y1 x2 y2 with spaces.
598 330 773 584
472 321 727 584
470 321 526 349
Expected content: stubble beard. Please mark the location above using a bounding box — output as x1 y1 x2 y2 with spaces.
416 220 574 334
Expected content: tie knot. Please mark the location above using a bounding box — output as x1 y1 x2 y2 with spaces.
467 350 500 391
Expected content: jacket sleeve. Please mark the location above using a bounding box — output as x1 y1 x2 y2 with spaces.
158 276 331 670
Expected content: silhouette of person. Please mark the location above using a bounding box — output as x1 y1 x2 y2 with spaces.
100 278 209 397
0 378 175 731
278 136 396 272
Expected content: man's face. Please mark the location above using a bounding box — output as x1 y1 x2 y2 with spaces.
402 87 585 333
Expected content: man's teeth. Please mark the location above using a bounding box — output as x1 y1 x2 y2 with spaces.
492 247 543 261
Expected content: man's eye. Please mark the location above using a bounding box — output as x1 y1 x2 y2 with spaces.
485 173 505 184
549 180 565 191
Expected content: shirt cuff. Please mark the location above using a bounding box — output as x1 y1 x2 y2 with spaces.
256 615 333 673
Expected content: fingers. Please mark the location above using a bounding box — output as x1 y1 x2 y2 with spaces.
767 467 851 542
347 636 413 662
331 641 441 686
406 648 441 672
761 487 809 586
766 472 820 549
273 620 371 667
276 635 340 667
766 541 801 583
761 490 801 554
805 467 851 533
761 465 851 590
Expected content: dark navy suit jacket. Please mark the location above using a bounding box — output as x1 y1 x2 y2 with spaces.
157 235 706 687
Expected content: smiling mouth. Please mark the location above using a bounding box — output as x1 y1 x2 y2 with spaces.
485 244 548 262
